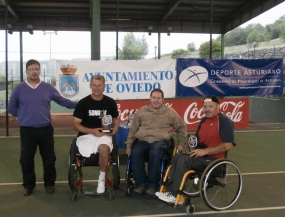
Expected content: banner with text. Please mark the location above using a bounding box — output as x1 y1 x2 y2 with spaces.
117 98 249 131
56 59 176 100
176 58 283 96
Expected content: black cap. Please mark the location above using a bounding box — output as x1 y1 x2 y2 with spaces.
203 96 219 104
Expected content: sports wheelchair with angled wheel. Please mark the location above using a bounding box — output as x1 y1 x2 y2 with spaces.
158 136 242 215
68 137 120 202
124 138 176 196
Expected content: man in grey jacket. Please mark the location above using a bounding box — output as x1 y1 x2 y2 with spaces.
125 88 187 196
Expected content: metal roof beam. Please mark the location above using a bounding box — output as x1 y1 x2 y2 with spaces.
159 0 183 24
0 0 21 20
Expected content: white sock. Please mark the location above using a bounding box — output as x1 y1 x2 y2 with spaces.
99 171 105 181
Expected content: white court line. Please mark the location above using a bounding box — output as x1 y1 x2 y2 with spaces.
120 206 285 217
0 179 125 186
1 171 284 186
242 171 285 175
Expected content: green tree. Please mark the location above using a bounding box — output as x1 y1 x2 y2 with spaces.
0 74 5 81
171 49 189 59
187 42 196 52
219 27 247 46
265 24 280 40
279 20 285 39
245 24 266 43
246 29 266 44
199 41 221 58
118 33 148 60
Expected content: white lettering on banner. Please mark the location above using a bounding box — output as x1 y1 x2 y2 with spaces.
220 101 244 122
165 103 173 108
184 101 245 124
211 70 241 76
184 102 204 124
210 69 281 76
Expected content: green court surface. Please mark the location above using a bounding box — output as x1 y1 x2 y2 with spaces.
0 131 285 217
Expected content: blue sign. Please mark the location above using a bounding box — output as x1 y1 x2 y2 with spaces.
59 75 79 98
176 59 283 96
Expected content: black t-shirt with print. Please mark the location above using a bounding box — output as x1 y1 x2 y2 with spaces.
73 95 119 136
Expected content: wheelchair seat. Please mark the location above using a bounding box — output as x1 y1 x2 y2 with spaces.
68 137 120 201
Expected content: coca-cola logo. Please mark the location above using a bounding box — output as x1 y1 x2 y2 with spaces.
184 101 245 124
117 104 137 122
116 98 249 130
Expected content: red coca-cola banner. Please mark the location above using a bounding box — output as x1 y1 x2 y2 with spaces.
116 98 249 131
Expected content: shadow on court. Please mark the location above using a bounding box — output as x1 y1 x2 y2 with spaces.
1 132 285 217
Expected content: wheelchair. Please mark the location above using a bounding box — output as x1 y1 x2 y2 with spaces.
158 137 242 215
68 137 120 202
124 138 175 196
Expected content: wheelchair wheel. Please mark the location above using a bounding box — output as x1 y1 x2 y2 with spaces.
124 158 134 196
186 204 195 215
68 138 77 191
183 173 200 197
111 139 120 189
69 163 81 191
112 159 120 190
199 159 242 211
68 165 74 191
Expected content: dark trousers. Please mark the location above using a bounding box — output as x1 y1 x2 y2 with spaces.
20 124 56 189
130 140 168 191
166 153 217 196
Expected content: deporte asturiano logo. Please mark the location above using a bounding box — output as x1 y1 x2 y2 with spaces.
179 66 208 87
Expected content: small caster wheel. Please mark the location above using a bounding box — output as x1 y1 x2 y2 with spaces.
186 204 195 215
72 189 78 202
109 188 114 200
124 187 131 196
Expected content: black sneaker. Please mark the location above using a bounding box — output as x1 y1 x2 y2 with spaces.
23 188 32 196
46 186 55 194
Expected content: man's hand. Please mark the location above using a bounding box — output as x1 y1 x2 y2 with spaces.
108 128 118 136
126 147 132 156
189 149 207 159
91 128 106 137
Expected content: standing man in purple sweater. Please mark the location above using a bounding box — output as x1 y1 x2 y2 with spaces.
8 59 77 196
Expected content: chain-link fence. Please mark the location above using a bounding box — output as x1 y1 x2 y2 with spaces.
1 15 285 136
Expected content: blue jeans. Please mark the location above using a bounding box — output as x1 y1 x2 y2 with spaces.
130 140 167 191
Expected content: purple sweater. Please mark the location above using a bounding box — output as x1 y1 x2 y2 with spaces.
8 81 77 128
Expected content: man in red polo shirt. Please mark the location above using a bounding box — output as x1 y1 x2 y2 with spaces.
155 95 235 204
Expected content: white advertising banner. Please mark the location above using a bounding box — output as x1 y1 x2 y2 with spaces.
56 59 176 100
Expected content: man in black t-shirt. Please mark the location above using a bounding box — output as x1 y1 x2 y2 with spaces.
73 75 119 194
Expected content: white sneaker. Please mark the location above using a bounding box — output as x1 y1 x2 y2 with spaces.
96 179 105 194
157 192 183 205
155 191 170 197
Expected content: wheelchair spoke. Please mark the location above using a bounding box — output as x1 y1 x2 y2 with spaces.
200 160 242 211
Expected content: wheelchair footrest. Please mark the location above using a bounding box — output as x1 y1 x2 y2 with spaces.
84 191 104 196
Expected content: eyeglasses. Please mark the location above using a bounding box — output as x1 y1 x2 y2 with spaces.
27 68 40 72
